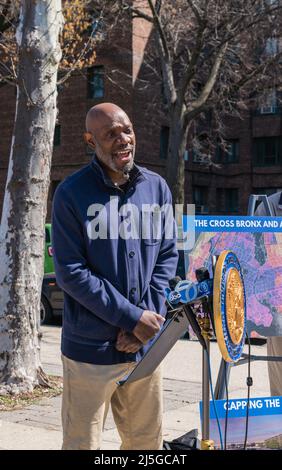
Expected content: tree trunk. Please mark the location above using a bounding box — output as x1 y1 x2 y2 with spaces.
0 1 63 394
166 111 190 206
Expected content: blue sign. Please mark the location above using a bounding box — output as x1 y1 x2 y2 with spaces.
183 216 282 233
199 396 282 449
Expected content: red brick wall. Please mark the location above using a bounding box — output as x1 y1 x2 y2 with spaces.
1 13 282 221
186 112 282 214
0 15 134 221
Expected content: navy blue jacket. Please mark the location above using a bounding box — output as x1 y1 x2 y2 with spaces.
52 157 178 364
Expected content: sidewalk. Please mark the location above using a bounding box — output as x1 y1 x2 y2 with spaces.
0 325 270 450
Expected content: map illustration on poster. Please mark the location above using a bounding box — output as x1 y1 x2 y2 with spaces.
183 216 282 337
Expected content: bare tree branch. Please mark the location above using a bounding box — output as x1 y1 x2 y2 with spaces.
131 7 153 22
186 42 228 117
178 18 207 106
146 0 177 104
147 0 170 59
186 0 204 26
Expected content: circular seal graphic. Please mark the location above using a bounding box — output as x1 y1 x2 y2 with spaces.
226 268 245 345
213 250 246 362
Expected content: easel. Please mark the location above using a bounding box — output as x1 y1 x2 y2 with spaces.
120 251 246 450
119 304 215 450
214 194 282 400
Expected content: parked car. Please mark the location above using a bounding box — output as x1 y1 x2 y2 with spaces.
44 223 54 274
40 273 64 324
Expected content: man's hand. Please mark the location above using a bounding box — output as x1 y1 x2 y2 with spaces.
115 329 143 353
133 310 165 344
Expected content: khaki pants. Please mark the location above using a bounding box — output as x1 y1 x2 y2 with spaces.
61 355 163 450
267 336 282 396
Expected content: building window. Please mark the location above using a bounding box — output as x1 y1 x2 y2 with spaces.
265 37 279 56
215 139 240 164
91 17 106 40
254 137 282 166
216 188 239 214
160 126 169 159
227 140 240 163
87 65 104 99
253 187 282 196
193 186 209 214
257 88 280 115
88 7 106 40
50 180 61 200
54 124 61 146
45 226 51 243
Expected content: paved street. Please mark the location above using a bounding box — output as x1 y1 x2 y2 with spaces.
0 325 270 450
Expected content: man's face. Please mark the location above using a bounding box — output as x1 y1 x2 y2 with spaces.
91 111 136 174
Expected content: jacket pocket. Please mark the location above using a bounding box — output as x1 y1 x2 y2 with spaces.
143 238 162 246
73 306 118 342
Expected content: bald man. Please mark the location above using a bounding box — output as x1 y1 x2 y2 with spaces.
84 103 135 184
52 103 178 450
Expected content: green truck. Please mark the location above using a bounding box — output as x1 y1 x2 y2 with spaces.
44 223 54 274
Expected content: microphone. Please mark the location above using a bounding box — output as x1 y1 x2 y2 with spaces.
165 276 213 306
169 276 182 290
195 268 210 282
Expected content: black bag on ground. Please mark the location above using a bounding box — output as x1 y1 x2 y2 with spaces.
163 429 200 450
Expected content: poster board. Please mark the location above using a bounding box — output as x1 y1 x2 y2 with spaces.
199 396 282 449
183 215 282 337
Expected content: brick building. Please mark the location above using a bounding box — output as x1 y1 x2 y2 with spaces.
186 111 282 216
0 10 282 221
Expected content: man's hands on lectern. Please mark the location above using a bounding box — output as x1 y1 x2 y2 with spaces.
133 310 164 344
115 329 142 353
115 310 164 353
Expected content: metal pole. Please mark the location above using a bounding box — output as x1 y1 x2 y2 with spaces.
201 337 214 450
214 358 231 400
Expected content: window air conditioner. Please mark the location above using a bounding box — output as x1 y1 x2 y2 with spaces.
195 205 209 214
259 106 276 114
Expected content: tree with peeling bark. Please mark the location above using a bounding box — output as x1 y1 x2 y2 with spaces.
0 0 98 394
0 0 64 395
112 0 282 204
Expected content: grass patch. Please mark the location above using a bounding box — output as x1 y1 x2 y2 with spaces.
0 376 63 411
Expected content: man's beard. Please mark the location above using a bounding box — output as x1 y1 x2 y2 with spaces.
96 146 135 174
120 158 134 173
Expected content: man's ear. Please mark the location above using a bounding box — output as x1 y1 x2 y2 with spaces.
84 132 95 149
